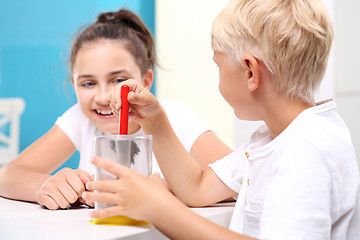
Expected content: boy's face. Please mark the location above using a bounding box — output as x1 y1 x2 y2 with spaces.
72 40 151 134
213 51 255 120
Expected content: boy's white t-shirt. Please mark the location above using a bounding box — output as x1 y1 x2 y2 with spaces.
210 100 360 239
56 99 212 175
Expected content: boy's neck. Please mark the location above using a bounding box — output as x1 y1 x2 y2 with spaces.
262 97 313 139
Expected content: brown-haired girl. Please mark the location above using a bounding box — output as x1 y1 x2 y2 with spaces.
0 9 231 210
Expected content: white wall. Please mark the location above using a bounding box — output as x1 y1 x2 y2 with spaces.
155 0 234 147
334 0 360 163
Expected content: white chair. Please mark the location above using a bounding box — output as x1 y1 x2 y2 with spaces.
0 98 25 165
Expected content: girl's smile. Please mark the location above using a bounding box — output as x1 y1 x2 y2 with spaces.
94 108 116 119
95 109 113 116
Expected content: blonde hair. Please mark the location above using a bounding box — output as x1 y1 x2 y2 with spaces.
211 0 334 104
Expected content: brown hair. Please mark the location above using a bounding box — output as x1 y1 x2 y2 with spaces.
70 9 155 75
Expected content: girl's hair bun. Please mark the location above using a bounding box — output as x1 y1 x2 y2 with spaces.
97 12 119 24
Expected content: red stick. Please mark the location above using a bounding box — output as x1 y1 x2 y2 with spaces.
119 85 129 135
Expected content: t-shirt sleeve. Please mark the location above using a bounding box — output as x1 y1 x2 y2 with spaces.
161 99 212 152
209 147 247 193
55 104 83 150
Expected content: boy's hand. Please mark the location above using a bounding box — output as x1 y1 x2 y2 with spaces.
36 168 91 210
82 156 172 222
109 79 164 133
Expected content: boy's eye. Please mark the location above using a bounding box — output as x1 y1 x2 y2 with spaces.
114 78 126 84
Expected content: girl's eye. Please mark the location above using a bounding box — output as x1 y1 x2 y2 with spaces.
81 82 95 87
114 78 126 84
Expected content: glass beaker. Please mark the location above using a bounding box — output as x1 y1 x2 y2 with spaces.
92 134 152 225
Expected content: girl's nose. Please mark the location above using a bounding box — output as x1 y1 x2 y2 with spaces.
94 86 110 104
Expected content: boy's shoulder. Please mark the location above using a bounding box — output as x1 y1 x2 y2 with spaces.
274 100 356 168
291 101 351 148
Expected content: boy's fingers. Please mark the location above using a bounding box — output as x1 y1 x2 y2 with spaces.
150 172 161 178
89 206 124 219
82 191 119 205
86 180 122 193
91 156 125 178
149 173 163 183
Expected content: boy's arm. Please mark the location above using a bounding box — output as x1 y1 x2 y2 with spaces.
111 80 235 206
151 110 235 206
85 158 253 240
151 192 255 240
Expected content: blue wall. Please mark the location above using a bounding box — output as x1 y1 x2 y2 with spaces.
0 0 155 172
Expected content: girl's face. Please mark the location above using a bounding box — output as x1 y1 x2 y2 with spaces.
72 40 153 134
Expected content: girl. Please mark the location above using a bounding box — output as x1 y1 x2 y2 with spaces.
0 9 232 210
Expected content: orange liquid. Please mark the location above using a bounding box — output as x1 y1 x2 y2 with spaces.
90 215 149 226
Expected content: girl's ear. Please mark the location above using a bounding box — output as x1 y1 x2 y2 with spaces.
142 69 154 90
243 54 260 92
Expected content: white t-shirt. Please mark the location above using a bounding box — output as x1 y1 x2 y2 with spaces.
56 99 212 175
210 100 360 239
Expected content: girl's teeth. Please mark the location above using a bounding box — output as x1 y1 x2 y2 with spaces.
96 110 112 115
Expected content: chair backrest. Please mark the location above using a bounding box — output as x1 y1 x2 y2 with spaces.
0 98 25 165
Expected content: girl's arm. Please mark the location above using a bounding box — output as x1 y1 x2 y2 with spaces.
0 125 90 209
190 130 232 170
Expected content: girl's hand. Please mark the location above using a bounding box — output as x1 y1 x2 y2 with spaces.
36 168 91 210
82 156 171 222
109 79 164 133
77 172 95 207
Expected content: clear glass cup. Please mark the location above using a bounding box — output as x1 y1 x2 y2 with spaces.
92 134 152 225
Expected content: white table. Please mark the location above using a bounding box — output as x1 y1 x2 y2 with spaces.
0 196 234 240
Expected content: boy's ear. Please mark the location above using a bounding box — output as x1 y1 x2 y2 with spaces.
143 69 154 90
243 54 260 92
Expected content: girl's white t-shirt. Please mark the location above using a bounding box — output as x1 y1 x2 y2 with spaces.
56 99 212 175
209 100 360 239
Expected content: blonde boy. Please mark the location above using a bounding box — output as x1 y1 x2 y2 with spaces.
84 0 360 239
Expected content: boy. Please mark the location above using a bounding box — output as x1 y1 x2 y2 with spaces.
83 0 360 239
